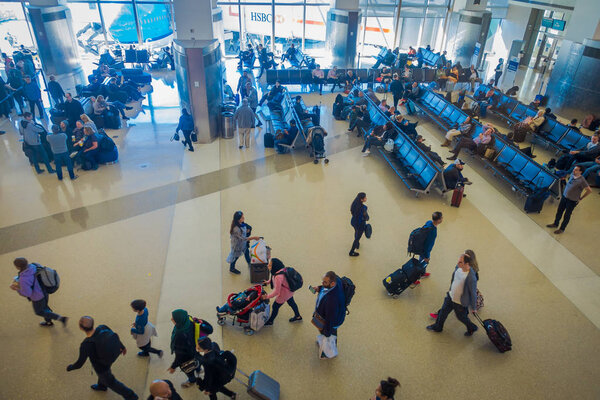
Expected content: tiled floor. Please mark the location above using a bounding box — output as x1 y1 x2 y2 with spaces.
0 73 598 400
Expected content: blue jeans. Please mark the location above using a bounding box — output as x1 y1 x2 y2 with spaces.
53 152 75 180
578 162 600 178
361 136 384 152
406 100 416 115
30 144 54 173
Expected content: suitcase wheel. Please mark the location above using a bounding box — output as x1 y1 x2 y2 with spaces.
244 327 255 336
324 159 329 164
392 294 400 299
217 317 226 326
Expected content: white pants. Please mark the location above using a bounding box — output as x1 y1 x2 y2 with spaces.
238 127 251 147
446 129 462 141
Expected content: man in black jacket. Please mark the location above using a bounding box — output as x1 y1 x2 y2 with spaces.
64 93 85 129
389 74 404 108
196 337 236 400
148 379 183 400
67 316 138 400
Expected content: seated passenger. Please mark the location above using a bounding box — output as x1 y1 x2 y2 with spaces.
415 135 445 167
354 91 368 106
443 159 471 190
93 95 108 116
568 119 581 132
544 107 557 120
394 114 418 139
274 120 298 154
366 88 380 106
348 105 371 135
556 133 600 171
293 96 317 122
327 66 341 93
403 82 420 115
447 127 492 160
442 116 474 146
80 114 98 134
311 64 324 95
527 110 546 132
281 43 298 63
361 124 389 156
79 127 100 170
378 99 389 114
259 80 284 107
344 70 359 89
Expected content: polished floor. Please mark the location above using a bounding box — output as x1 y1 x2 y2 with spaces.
0 74 599 400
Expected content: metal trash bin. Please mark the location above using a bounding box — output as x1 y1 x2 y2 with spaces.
221 111 234 139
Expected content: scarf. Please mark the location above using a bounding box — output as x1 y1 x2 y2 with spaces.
170 309 191 353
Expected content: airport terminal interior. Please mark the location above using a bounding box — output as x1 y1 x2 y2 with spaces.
0 0 599 399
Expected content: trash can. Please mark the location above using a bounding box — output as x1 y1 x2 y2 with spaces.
222 111 234 139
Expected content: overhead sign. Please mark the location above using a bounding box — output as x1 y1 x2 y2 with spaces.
541 17 565 31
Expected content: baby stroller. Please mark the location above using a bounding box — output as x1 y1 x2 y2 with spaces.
216 285 270 336
307 126 329 164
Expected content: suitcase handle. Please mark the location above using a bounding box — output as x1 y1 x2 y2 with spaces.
233 368 250 388
473 312 485 327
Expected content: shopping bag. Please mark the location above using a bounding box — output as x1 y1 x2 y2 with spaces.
250 239 269 264
317 334 338 359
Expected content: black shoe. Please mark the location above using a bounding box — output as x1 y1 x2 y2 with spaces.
447 156 457 161
123 116 130 120
125 106 134 110
426 325 442 332
137 351 150 357
90 384 107 392
39 321 54 327
546 224 558 228
289 316 302 322
36 169 45 174
59 316 68 327
349 251 359 257
188 148 194 152
264 320 273 326
230 268 241 275
464 326 478 336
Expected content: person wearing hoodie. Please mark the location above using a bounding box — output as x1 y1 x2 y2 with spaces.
196 337 237 400
10 257 68 326
130 299 163 358
167 309 197 388
261 258 302 326
19 112 55 174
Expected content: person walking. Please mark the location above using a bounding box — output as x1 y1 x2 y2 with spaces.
196 337 237 400
311 271 346 359
417 211 443 279
66 316 138 399
10 257 67 327
19 112 55 174
262 258 302 326
226 211 259 274
148 379 183 400
389 74 404 108
47 75 65 105
22 75 45 120
130 299 163 358
47 124 77 181
233 98 257 149
370 377 401 400
349 192 369 257
244 81 262 128
168 309 197 388
546 165 592 234
426 253 479 336
176 108 195 152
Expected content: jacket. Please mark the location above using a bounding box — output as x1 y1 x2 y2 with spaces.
448 266 478 311
147 380 182 400
351 204 369 229
68 325 125 374
19 120 45 146
47 80 64 98
315 277 346 337
64 99 85 122
443 164 465 189
176 114 194 132
265 271 294 304
22 81 41 101
170 323 196 369
389 79 403 96
245 87 258 108
233 105 256 129
17 264 45 301
421 220 438 259
197 342 225 393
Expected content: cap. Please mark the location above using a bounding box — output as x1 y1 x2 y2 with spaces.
455 159 465 165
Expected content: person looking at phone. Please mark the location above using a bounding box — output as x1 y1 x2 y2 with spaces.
311 271 346 358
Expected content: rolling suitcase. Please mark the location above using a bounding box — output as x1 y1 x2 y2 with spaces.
235 369 280 400
382 258 427 297
524 189 550 213
250 263 269 284
451 185 464 207
474 313 512 353
264 132 275 148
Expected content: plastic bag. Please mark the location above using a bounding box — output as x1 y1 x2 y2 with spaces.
384 139 394 152
317 334 338 359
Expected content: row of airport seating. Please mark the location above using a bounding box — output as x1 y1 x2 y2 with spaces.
417 47 442 67
358 88 446 196
473 84 591 152
265 67 437 86
265 91 315 150
413 87 560 199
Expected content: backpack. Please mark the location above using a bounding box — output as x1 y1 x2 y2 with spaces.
340 276 355 314
283 267 303 292
94 326 122 366
32 263 60 294
98 131 116 151
214 350 237 386
407 226 433 256
190 316 213 345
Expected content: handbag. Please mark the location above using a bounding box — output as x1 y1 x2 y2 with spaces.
476 289 484 311
191 128 198 142
171 132 180 142
311 311 325 330
180 358 199 374
484 148 496 160
364 223 372 239
383 139 394 152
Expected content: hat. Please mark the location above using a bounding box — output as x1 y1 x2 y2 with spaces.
454 159 465 165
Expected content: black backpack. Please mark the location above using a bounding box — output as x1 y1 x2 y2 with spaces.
93 325 122 366
340 276 355 314
214 350 237 386
98 131 116 151
283 267 303 292
407 226 433 256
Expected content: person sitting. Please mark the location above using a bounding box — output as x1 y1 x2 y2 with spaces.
281 43 298 64
344 70 359 89
526 109 546 132
442 116 474 146
80 114 98 134
79 127 100 170
394 114 418 139
93 95 107 117
447 127 492 160
415 135 445 166
468 65 479 90
408 46 416 57
378 99 389 114
361 124 389 156
348 106 360 129
327 66 340 93
312 64 324 95
366 88 380 106
348 105 371 135
443 159 471 190
216 289 260 314
403 82 421 115
378 67 392 91
259 80 284 107
556 133 600 171
568 119 581 132
107 77 129 104
274 120 299 154
544 107 557 120
293 96 317 122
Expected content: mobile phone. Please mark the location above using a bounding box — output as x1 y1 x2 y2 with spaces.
309 285 316 294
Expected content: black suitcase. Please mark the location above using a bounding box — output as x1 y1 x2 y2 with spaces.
264 132 275 148
474 313 512 353
250 263 269 284
235 369 280 400
524 189 550 213
382 258 427 296
104 107 122 129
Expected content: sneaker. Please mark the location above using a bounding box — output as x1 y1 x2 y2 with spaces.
546 224 558 228
158 350 164 358
181 380 195 388
289 316 303 322
429 313 438 319
230 268 241 275
446 156 457 160
553 229 564 234
464 326 478 336
413 280 420 286
137 351 150 357
426 325 442 333
239 146 243 149
59 316 68 327
71 175 79 181
39 321 54 327
422 272 431 278
90 384 107 392
362 150 370 156
349 251 359 257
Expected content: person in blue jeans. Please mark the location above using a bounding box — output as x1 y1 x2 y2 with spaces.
23 75 45 120
19 112 55 174
275 120 298 154
47 124 77 181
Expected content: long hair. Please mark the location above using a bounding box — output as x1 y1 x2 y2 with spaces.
380 377 400 398
230 211 243 234
465 249 479 273
350 192 366 216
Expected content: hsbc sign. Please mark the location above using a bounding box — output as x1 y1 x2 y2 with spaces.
250 12 271 22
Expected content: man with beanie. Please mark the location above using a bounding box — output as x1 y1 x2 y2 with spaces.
67 316 138 400
312 271 346 359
